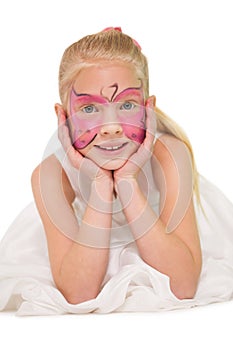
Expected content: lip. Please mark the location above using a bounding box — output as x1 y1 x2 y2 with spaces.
94 141 128 152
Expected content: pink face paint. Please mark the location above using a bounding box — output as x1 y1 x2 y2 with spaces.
114 88 145 144
69 85 146 149
69 91 107 149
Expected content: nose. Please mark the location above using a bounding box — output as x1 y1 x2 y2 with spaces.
99 108 123 137
100 122 123 136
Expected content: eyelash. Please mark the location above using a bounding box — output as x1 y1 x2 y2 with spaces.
120 101 136 110
81 104 98 113
80 101 136 114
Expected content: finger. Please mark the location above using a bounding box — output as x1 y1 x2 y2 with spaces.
143 104 157 150
57 108 67 128
58 122 71 151
57 109 68 143
64 129 84 168
128 141 152 170
57 113 74 154
128 104 156 168
146 100 157 136
79 157 99 178
57 115 83 168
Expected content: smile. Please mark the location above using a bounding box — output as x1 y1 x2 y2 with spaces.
95 142 128 151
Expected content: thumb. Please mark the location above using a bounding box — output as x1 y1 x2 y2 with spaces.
144 97 157 149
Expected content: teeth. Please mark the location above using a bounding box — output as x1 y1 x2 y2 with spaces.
98 144 124 151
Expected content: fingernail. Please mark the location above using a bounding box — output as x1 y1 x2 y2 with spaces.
146 97 154 108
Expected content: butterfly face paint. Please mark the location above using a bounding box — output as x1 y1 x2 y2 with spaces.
69 83 146 149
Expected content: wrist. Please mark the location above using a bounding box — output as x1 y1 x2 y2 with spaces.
93 175 114 191
115 175 138 188
88 178 114 213
114 177 138 203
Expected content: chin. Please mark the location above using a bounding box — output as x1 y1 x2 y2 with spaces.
98 158 128 170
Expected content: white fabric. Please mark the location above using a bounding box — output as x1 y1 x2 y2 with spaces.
0 142 233 315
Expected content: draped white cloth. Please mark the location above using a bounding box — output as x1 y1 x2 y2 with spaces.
0 142 233 315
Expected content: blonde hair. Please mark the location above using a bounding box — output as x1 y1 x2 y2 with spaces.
58 29 200 203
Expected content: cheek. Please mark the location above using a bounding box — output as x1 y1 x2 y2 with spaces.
121 124 146 144
69 116 102 149
73 127 100 149
119 108 146 144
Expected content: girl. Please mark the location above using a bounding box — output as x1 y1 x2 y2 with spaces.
0 28 232 315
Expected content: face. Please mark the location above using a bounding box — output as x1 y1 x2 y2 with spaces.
66 63 147 170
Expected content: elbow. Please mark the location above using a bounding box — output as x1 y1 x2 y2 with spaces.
56 282 100 305
170 280 199 300
64 293 97 305
170 263 202 300
172 289 197 300
61 290 99 305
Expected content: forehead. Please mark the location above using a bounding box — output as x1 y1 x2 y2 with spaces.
73 62 140 95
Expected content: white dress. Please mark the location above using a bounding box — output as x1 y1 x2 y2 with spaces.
0 135 233 316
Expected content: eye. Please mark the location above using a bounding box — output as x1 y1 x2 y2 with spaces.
120 101 135 110
82 104 98 114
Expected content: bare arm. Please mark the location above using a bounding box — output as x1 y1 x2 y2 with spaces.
115 135 202 299
31 155 113 304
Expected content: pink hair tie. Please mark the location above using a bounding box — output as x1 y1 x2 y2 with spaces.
102 27 122 32
132 38 141 50
102 27 141 50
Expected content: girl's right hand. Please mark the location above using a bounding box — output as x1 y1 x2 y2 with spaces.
58 109 112 183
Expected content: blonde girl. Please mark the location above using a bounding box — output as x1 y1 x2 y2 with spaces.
0 28 232 315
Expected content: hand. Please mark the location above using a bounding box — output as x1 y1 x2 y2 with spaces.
114 97 157 183
57 109 112 183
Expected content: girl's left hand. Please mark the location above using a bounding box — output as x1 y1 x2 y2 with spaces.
114 97 157 183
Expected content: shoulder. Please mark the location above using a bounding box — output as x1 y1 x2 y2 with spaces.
152 133 193 204
32 154 63 182
153 133 193 181
153 133 191 165
31 154 75 206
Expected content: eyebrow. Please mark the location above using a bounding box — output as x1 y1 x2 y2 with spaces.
71 91 109 105
114 87 144 102
70 82 144 111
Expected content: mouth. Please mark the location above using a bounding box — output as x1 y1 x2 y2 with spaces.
95 142 128 152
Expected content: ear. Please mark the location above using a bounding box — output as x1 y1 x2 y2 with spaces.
145 95 156 108
54 103 67 120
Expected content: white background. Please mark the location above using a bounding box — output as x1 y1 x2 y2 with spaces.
0 0 232 349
